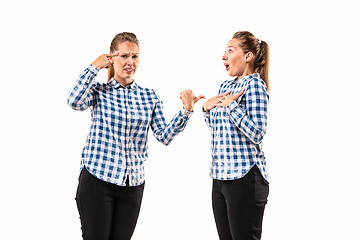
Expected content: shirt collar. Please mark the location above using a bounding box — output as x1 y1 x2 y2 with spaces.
232 73 260 84
109 78 138 90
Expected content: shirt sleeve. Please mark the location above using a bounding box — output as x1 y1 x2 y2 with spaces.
151 92 193 146
67 64 99 111
226 78 269 144
203 110 211 130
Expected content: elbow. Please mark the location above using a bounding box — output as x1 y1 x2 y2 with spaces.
153 133 172 146
246 123 266 144
242 120 266 144
163 141 171 146
153 130 178 146
67 98 86 111
160 138 172 146
252 129 266 144
67 98 77 110
67 98 76 109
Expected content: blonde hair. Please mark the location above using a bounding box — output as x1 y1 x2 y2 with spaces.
232 31 269 92
107 32 139 82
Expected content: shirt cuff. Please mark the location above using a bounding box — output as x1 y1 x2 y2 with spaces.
226 101 243 112
181 107 193 118
89 64 100 73
226 101 246 126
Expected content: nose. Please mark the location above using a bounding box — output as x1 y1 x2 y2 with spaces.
126 57 134 65
222 53 227 61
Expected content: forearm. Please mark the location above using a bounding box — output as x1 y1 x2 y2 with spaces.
227 100 267 144
67 64 98 111
152 107 193 146
203 109 212 130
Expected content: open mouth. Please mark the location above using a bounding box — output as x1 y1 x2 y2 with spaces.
224 64 229 71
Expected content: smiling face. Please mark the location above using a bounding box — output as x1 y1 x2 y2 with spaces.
111 41 139 85
222 38 254 78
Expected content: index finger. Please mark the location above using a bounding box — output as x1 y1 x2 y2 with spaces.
106 52 119 58
218 92 230 97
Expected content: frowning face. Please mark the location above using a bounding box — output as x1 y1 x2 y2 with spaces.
112 41 139 85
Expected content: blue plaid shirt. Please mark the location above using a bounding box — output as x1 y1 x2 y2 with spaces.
204 73 269 182
67 65 192 186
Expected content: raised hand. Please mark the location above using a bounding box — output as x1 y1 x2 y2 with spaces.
91 53 119 70
179 89 205 112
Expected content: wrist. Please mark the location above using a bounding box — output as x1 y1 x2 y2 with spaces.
91 62 101 70
185 106 194 112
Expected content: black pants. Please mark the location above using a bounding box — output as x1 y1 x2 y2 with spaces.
75 167 144 240
212 166 269 240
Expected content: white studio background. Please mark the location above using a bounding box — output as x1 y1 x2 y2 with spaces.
1 0 359 239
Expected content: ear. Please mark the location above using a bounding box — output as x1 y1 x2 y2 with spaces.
245 52 254 62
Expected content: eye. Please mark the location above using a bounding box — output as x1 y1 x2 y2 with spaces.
121 54 128 58
132 55 139 59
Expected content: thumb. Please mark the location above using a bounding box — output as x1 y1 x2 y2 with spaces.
195 95 205 103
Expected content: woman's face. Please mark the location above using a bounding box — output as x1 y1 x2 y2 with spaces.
112 41 139 84
222 38 247 78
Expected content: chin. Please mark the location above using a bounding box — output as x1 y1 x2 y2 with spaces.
123 75 134 80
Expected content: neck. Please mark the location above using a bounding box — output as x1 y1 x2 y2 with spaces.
237 69 255 79
114 77 133 87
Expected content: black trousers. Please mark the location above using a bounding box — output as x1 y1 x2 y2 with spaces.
212 166 269 240
75 167 144 240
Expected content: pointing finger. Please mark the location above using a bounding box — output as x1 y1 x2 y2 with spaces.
106 52 119 58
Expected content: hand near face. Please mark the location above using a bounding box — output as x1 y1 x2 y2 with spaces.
91 53 119 70
203 89 245 112
180 89 205 112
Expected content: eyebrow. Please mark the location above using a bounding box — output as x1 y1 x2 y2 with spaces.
119 52 139 55
225 46 235 50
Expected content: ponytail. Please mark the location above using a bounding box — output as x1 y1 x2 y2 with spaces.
107 63 115 82
254 40 269 92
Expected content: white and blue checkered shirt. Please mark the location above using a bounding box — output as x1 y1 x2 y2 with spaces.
204 73 269 182
68 65 192 186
